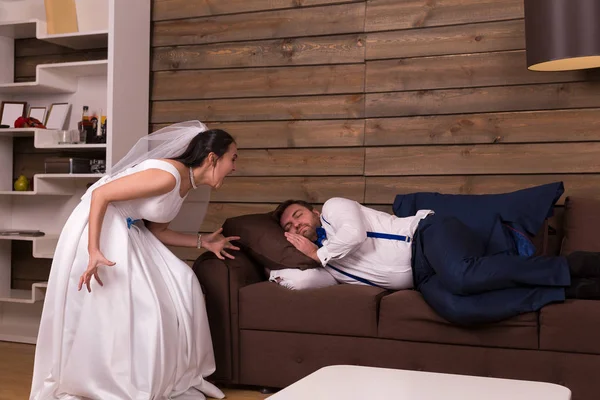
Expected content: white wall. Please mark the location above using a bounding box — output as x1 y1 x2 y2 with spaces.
0 0 46 22
0 0 108 32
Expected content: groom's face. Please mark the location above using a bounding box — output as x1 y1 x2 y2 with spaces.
280 204 320 241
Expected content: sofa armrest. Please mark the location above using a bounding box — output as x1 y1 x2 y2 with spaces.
193 250 265 384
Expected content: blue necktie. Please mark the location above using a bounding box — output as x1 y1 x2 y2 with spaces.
315 227 327 248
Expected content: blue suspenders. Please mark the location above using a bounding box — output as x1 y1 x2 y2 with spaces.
367 231 410 242
326 263 386 289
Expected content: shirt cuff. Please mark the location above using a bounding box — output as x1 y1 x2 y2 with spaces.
316 246 331 267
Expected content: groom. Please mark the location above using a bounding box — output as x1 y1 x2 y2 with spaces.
274 197 600 325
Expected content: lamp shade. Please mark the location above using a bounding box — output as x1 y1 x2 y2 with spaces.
524 0 600 71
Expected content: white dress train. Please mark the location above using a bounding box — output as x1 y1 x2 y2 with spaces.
30 160 224 400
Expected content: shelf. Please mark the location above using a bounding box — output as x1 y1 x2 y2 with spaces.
0 0 150 346
0 59 108 94
37 143 107 149
0 19 108 49
39 60 108 77
0 128 35 138
0 128 107 149
34 129 106 149
0 19 37 39
35 173 104 179
0 191 57 196
0 323 39 344
0 234 59 258
38 28 108 50
0 283 47 304
0 234 58 241
0 173 103 196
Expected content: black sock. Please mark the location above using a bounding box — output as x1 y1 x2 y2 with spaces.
566 251 600 279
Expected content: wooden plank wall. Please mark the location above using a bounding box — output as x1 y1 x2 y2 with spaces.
152 0 600 261
11 0 600 286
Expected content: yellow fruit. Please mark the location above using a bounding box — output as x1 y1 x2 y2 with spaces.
14 175 29 191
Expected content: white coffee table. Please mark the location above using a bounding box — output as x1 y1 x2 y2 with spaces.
267 365 571 399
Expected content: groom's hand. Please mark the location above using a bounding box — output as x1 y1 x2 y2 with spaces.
284 232 319 262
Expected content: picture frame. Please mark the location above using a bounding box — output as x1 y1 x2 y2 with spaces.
28 106 47 123
0 101 27 128
45 103 71 130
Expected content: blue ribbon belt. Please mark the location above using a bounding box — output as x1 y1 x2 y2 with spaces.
126 217 140 229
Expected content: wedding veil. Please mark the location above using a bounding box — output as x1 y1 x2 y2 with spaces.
110 120 209 175
84 120 212 233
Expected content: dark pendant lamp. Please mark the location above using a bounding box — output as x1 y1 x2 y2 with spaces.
524 0 600 71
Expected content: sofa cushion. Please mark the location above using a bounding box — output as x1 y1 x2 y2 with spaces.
378 290 539 350
239 281 386 337
539 299 600 355
560 197 600 255
222 212 320 271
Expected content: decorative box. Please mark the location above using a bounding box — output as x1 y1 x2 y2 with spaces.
44 157 91 174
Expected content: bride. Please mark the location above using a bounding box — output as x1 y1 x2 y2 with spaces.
30 121 239 399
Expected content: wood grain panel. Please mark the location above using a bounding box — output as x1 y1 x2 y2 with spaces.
12 137 56 154
152 64 365 100
151 94 365 122
152 3 365 47
13 153 51 181
14 50 108 79
164 201 280 243
365 109 600 146
366 51 584 93
365 175 600 204
11 242 51 288
141 0 600 276
152 34 365 71
365 143 600 176
193 202 277 232
152 120 364 148
11 261 51 282
366 82 600 118
189 176 365 203
12 279 44 290
232 148 365 176
365 0 523 32
15 38 80 57
366 20 524 60
152 0 363 21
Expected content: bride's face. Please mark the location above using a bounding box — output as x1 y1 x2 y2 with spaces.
210 143 238 189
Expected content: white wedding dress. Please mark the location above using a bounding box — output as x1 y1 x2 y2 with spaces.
30 160 224 400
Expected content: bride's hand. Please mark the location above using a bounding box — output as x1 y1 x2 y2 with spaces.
78 249 116 292
202 227 240 260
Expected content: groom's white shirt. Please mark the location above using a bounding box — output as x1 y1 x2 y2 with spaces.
316 197 432 290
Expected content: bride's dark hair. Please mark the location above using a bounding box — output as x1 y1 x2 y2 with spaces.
170 129 235 167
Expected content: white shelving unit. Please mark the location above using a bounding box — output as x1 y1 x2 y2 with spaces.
0 282 48 303
0 19 107 49
0 0 150 344
0 59 108 94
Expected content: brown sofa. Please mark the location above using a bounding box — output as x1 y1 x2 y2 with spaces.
193 197 600 400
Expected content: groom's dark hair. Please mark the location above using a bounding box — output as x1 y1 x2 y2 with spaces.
273 199 314 224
